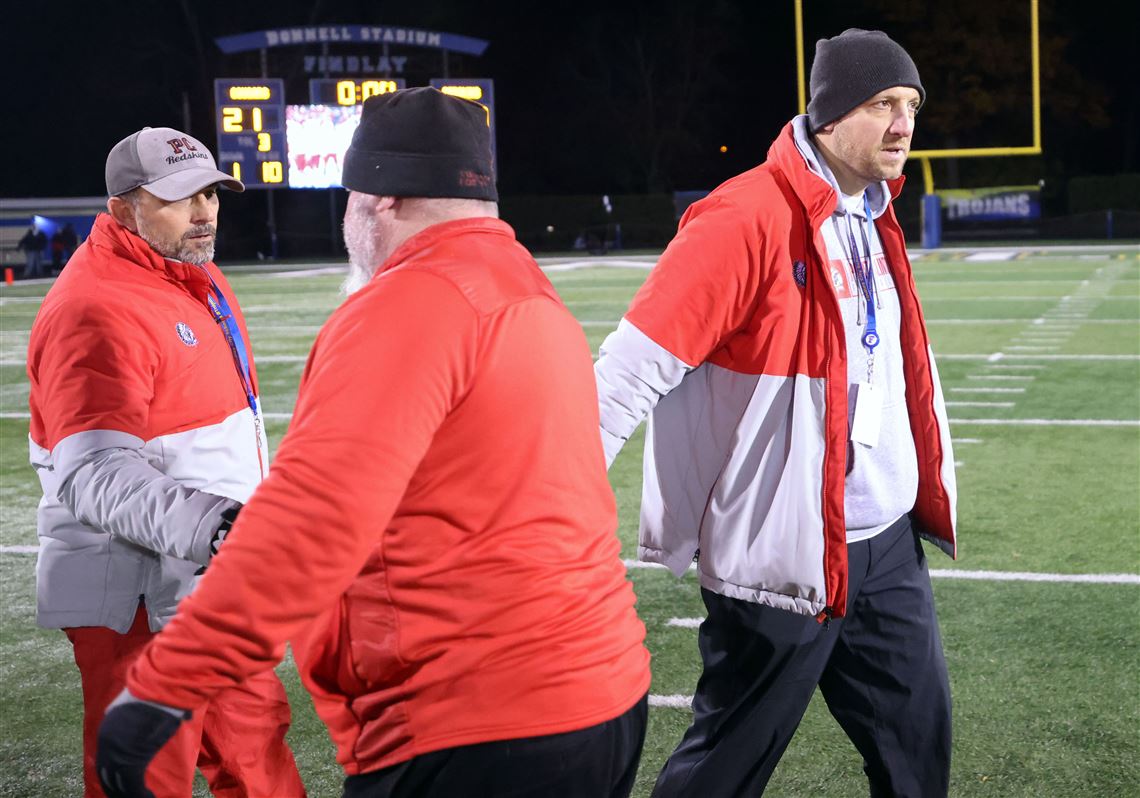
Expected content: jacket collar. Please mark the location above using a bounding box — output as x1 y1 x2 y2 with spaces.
768 115 905 228
89 213 212 298
377 216 516 277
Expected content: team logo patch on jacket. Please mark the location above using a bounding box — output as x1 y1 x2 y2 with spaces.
176 322 198 347
792 260 807 287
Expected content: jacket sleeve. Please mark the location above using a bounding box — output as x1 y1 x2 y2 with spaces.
594 195 764 465
31 299 239 565
125 269 478 710
53 430 238 566
595 320 692 468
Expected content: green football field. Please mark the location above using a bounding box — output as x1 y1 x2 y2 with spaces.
1 245 1138 797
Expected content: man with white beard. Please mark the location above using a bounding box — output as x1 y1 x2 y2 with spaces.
95 89 651 798
27 126 305 797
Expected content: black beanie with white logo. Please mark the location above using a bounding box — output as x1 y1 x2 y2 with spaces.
807 29 925 133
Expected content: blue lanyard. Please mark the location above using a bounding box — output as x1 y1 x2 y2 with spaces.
845 194 879 355
205 277 259 417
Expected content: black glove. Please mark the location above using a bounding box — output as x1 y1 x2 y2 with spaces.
210 504 241 557
96 693 190 798
195 503 241 576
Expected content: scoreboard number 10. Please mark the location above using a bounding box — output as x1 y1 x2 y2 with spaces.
227 161 284 184
214 78 287 189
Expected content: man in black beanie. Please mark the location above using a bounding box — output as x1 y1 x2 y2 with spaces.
596 29 956 797
95 87 651 798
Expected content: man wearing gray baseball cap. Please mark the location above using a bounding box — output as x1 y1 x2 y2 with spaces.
26 127 306 797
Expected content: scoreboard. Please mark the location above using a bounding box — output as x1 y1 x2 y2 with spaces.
214 77 494 188
213 79 287 188
308 77 407 105
430 78 496 168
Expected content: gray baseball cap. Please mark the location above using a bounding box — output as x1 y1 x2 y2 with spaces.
105 127 244 200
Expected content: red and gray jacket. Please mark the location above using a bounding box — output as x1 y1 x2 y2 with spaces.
595 120 957 620
27 214 265 633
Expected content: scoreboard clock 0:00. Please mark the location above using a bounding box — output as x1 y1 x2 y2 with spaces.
213 78 287 188
308 77 407 105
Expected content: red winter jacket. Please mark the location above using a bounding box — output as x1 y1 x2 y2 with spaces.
128 217 651 774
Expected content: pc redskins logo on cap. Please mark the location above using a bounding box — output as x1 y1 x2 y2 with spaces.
105 127 244 201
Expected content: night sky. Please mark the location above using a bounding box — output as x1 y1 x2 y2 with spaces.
5 0 1137 199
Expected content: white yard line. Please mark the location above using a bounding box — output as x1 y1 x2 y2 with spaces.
952 438 984 444
625 560 1139 584
950 418 1139 426
942 354 1137 361
649 695 695 709
950 388 1026 394
945 401 1016 408
966 374 1036 380
963 253 1018 262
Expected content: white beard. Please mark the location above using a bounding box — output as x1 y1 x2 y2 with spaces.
341 207 378 296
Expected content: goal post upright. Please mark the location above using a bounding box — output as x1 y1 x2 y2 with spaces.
793 0 1043 246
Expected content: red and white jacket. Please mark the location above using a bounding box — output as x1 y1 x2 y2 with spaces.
595 120 957 620
126 217 650 775
28 214 265 633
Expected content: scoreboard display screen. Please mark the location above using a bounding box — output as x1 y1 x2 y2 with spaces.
308 77 407 105
213 78 496 188
213 79 287 188
429 79 496 169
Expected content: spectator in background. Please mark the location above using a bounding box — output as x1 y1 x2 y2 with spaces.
60 223 79 265
49 229 65 273
95 89 651 798
18 226 47 278
27 126 306 798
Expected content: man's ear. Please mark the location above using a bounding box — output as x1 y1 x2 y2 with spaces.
816 120 838 137
107 196 138 232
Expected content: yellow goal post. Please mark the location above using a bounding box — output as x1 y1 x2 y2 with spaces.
794 0 1042 195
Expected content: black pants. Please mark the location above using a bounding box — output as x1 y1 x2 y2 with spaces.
652 516 952 798
343 694 648 798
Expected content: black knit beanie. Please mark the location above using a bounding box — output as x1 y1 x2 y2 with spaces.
342 87 497 201
807 29 925 133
